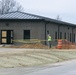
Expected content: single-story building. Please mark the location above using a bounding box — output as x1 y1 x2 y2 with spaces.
0 11 76 45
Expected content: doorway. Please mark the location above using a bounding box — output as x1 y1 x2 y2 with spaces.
1 30 13 44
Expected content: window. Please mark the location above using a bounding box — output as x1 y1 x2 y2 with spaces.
64 33 66 39
74 33 75 42
24 30 30 39
68 33 69 41
47 30 49 34
55 32 57 39
2 38 7 43
70 33 72 42
2 31 7 37
60 32 62 39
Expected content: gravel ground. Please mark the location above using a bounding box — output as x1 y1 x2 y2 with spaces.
0 48 76 68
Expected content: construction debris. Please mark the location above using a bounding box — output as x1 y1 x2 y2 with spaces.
57 40 76 49
19 43 49 49
2 39 76 49
10 43 49 49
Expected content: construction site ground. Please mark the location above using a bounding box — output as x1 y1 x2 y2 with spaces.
0 48 76 68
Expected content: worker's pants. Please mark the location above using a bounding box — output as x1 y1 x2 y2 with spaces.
48 41 51 48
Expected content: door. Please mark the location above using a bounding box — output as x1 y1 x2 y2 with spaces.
1 30 13 44
24 30 30 39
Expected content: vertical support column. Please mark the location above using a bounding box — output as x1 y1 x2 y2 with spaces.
72 27 73 43
45 21 49 45
45 23 46 44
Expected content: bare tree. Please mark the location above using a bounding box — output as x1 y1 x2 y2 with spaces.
56 15 62 21
0 0 23 14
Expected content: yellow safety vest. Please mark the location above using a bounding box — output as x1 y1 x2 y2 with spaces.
48 36 51 41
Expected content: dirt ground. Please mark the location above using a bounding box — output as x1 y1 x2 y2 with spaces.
0 48 76 68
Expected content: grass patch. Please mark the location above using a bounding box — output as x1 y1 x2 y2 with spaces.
0 49 76 68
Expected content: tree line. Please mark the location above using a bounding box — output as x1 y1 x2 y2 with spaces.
0 0 23 14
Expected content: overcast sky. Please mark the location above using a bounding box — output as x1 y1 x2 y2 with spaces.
16 0 76 24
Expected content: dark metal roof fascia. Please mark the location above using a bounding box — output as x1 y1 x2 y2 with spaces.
44 18 76 27
0 19 44 22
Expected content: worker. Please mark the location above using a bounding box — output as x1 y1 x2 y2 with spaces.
47 34 52 48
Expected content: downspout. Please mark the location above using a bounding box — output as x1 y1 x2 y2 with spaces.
45 23 47 45
58 25 60 39
45 21 49 45
72 27 73 43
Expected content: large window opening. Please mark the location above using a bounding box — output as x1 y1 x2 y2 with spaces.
64 33 66 39
24 30 30 39
60 32 62 39
70 33 72 42
55 32 57 39
74 33 75 42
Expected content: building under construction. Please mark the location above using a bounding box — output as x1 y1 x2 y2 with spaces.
0 11 76 45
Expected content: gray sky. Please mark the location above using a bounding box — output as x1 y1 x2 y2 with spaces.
16 0 76 24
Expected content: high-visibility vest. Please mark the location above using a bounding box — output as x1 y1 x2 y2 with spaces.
48 36 51 41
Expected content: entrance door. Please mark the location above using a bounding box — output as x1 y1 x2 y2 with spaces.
24 30 30 39
1 30 13 44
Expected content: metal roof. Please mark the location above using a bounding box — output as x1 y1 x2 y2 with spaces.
0 11 76 26
0 12 42 19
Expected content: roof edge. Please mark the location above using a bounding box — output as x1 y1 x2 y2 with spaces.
0 11 76 26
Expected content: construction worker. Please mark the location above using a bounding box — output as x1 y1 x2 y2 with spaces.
47 34 52 48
